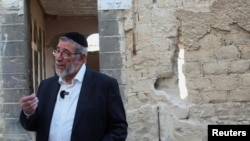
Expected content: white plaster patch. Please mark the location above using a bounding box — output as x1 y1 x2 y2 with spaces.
2 0 24 15
18 0 24 15
2 0 20 8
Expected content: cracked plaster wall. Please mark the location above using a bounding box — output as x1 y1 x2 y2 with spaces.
124 0 250 141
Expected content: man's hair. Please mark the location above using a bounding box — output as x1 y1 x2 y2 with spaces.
63 32 88 47
59 36 88 55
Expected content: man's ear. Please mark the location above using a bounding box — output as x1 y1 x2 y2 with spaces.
79 54 87 64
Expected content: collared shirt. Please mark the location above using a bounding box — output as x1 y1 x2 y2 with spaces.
48 64 86 141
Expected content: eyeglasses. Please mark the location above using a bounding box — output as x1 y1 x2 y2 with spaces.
52 49 81 58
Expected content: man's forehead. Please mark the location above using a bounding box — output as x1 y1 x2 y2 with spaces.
57 41 76 50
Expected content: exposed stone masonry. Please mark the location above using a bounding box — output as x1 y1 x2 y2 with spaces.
125 0 250 140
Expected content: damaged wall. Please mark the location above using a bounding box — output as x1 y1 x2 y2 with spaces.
124 0 250 140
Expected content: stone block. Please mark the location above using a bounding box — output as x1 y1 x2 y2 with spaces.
230 89 250 102
203 61 229 75
239 45 250 59
99 20 119 36
186 77 211 90
230 60 250 73
2 119 25 134
98 10 120 20
213 45 240 60
2 73 29 88
3 89 30 102
1 13 24 24
0 24 25 41
2 104 20 118
185 49 213 62
99 52 122 68
240 74 250 87
100 69 124 84
212 75 239 91
2 57 27 73
0 134 33 141
99 36 121 52
183 62 201 77
201 90 228 103
1 41 28 56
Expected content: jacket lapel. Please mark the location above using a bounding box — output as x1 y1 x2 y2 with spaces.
71 69 96 132
42 77 61 140
46 80 60 119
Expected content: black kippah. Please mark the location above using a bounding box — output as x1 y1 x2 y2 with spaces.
63 32 88 47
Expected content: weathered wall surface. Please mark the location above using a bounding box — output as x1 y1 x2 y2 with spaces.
124 0 250 140
0 0 33 140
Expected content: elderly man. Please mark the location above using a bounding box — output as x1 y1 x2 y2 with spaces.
19 32 128 141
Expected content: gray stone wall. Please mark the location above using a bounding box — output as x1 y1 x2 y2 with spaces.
0 0 33 140
98 10 128 102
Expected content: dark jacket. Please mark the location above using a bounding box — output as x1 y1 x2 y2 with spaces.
20 68 128 141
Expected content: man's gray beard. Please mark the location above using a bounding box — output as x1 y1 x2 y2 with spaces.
55 69 68 78
55 62 77 78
